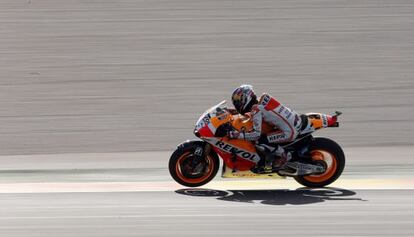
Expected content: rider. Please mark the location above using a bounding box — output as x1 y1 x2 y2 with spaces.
228 84 307 169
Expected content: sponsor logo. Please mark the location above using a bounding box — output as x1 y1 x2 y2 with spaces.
322 115 328 127
261 94 270 106
203 116 210 124
230 173 258 177
267 133 286 142
196 115 210 130
285 110 292 119
215 141 259 162
278 105 285 114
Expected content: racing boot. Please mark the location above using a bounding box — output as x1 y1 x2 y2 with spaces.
251 155 267 174
273 149 292 169
255 144 281 172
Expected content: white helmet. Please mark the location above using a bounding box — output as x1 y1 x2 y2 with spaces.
231 85 258 114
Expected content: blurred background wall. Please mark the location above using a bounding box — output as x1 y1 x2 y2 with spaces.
0 0 413 155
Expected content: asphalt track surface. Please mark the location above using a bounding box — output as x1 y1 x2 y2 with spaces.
1 0 414 236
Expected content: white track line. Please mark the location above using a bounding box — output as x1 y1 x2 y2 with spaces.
0 178 412 193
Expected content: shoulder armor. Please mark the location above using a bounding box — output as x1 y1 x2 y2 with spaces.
259 93 271 106
260 93 281 111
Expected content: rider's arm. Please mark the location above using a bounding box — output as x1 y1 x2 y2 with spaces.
236 105 262 141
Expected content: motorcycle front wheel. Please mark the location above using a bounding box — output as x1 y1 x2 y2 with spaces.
169 142 220 187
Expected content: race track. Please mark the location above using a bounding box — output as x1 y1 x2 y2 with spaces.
0 148 414 236
0 0 414 236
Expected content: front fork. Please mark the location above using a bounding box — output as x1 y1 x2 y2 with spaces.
192 143 211 167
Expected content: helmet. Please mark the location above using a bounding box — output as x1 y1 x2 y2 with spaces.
231 84 258 114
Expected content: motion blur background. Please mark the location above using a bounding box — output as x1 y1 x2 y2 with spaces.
0 1 414 236
0 0 413 155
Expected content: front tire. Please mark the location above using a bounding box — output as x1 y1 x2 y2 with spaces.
169 141 220 187
294 137 345 188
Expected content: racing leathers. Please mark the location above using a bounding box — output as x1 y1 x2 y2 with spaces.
232 93 304 166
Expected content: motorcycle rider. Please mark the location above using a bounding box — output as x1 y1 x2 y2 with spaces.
228 84 308 170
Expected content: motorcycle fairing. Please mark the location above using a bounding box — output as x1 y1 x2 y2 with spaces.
221 165 285 179
195 101 259 171
306 112 339 130
194 101 340 176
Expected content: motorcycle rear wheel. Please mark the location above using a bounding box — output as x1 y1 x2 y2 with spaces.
169 142 220 187
294 137 345 188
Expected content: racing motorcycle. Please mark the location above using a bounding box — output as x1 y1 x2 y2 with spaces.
169 101 345 188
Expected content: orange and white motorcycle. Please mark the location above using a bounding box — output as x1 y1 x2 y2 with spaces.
169 101 345 188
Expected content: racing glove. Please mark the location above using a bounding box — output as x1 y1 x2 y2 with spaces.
228 130 240 139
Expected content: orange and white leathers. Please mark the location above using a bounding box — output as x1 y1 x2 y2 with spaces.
235 93 303 154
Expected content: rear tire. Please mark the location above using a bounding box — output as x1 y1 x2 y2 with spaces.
169 142 220 187
294 137 345 188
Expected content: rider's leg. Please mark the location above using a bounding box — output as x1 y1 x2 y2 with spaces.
257 114 311 168
256 136 292 168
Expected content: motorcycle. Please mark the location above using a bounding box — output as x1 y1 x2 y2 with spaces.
169 101 345 188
